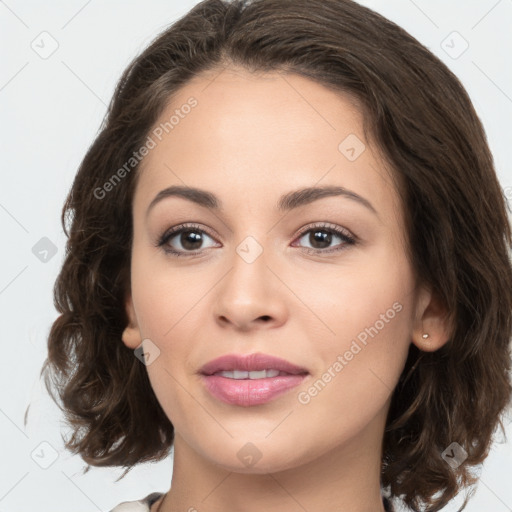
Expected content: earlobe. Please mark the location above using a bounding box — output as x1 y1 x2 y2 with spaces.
411 284 452 352
121 293 142 349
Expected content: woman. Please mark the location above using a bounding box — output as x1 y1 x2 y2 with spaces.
41 0 512 511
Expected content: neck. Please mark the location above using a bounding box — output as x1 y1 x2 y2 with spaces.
158 409 388 512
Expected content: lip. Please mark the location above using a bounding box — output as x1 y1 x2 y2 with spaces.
199 352 309 407
199 352 308 376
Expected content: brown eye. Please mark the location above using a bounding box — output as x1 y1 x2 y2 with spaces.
293 223 356 255
157 224 219 257
178 230 204 251
305 229 334 250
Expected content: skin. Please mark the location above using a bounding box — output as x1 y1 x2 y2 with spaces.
122 66 451 512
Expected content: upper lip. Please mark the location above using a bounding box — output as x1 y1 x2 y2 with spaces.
199 352 309 376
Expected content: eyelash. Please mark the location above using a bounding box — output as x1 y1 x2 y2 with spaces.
155 222 357 258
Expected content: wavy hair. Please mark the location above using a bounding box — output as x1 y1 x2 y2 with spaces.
38 1 512 510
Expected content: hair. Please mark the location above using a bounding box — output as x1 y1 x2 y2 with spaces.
38 0 512 510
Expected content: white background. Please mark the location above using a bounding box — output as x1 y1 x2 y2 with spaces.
1 1 511 511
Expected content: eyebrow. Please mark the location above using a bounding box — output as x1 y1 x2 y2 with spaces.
145 184 378 218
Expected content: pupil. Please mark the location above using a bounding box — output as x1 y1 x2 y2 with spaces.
181 230 202 250
178 230 333 251
311 230 331 249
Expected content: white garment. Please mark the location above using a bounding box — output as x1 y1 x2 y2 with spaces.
109 492 164 512
109 491 394 511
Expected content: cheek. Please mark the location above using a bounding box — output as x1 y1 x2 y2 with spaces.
294 281 413 445
130 248 206 337
130 250 211 361
294 245 413 344
294 248 414 400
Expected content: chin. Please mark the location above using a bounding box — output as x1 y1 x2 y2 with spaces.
203 441 313 475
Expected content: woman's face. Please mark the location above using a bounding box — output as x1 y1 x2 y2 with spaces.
122 67 434 473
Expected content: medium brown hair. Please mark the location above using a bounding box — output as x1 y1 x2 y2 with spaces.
39 1 512 510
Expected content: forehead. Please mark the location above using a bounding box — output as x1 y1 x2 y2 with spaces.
134 67 401 224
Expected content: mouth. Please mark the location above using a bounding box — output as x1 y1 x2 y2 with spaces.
210 369 298 379
199 352 309 407
199 352 309 377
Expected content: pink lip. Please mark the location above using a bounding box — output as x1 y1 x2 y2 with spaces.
199 352 308 376
200 374 307 406
199 352 309 407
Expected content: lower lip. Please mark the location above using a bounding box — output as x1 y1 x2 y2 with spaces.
200 374 307 406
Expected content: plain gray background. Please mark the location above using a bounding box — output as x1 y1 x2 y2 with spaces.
1 1 511 511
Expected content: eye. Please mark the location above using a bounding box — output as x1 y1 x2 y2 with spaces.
156 222 357 258
292 223 356 255
156 223 219 257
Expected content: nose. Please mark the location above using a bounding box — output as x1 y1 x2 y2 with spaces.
213 244 288 332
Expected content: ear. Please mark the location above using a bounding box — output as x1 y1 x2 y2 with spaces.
411 283 453 352
121 292 143 349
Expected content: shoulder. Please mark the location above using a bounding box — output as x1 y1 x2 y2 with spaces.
109 492 165 512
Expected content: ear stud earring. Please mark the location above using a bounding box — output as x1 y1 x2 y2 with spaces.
422 333 429 339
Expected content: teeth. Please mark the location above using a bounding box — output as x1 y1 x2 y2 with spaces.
215 369 281 379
